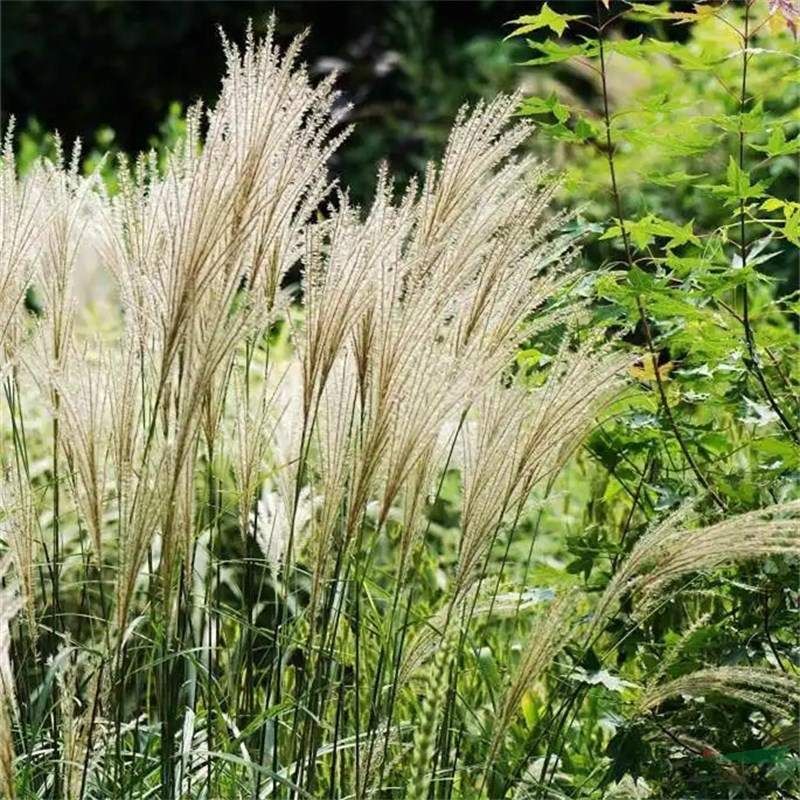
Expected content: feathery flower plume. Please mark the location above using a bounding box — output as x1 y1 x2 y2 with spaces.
0 123 51 368
594 501 800 627
638 666 800 718
44 340 115 561
486 591 578 769
90 20 346 627
0 479 38 634
32 140 101 376
455 338 630 596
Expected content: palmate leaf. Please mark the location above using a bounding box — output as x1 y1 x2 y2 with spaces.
646 170 709 187
669 321 743 364
757 199 800 244
672 2 721 25
730 235 782 270
670 45 724 72
604 35 646 59
505 3 587 40
519 38 600 66
645 292 708 321
629 354 675 384
617 126 722 156
626 2 675 21
712 101 766 134
749 125 800 156
694 157 771 206
517 92 570 122
600 214 700 250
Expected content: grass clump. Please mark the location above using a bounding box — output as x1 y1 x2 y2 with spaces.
0 13 798 800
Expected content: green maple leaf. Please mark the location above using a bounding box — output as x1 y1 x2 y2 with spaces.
505 3 587 39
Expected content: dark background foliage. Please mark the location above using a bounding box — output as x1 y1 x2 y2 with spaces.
1 0 677 202
1 0 538 201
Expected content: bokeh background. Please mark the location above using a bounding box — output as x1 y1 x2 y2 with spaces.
2 1 538 203
3 0 677 205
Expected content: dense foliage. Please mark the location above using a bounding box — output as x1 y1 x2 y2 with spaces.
0 2 798 799
503 2 800 796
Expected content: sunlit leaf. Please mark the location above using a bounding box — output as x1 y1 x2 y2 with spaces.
519 39 599 66
740 397 780 427
571 668 639 692
505 3 588 40
672 3 720 24
629 354 674 384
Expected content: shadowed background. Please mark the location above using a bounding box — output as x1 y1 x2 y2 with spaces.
1 0 544 202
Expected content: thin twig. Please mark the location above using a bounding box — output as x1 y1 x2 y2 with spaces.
736 1 800 447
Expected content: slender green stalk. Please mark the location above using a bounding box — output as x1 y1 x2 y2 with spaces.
736 1 799 445
593 0 726 511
